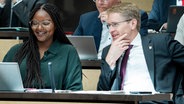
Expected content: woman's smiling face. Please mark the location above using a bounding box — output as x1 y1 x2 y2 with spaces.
30 9 55 43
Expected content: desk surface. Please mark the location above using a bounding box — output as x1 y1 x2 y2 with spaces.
0 31 29 38
81 60 101 69
0 91 172 104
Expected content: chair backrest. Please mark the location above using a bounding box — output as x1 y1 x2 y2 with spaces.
0 39 23 61
82 69 100 90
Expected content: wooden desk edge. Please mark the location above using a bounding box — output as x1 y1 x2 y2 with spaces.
0 92 172 103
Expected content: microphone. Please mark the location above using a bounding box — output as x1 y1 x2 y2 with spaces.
48 62 56 93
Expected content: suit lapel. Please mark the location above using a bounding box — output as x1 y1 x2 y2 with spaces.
111 54 124 90
117 54 125 76
93 17 102 38
2 0 12 26
92 15 102 51
141 36 155 86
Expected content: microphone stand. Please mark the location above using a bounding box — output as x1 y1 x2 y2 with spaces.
9 0 13 27
48 62 56 93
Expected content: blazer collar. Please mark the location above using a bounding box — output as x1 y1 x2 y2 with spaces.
141 36 155 87
91 11 103 51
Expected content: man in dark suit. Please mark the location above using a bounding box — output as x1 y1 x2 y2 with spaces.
97 2 183 104
147 0 176 31
73 0 121 53
73 0 148 58
0 0 47 27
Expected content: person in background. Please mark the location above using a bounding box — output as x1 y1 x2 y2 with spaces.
97 2 184 103
3 3 83 90
175 14 184 45
0 0 47 27
73 0 148 59
147 0 176 31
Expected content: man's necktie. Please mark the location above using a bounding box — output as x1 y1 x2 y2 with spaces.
120 45 133 90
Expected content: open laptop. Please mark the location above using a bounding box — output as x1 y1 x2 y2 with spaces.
67 36 98 60
0 62 25 92
166 5 184 33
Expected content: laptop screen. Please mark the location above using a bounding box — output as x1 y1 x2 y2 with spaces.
0 62 25 91
167 5 184 33
67 36 98 60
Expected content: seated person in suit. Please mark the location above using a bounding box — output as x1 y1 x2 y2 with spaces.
3 3 83 90
0 0 47 27
73 0 148 59
175 14 184 45
147 0 176 31
97 2 184 104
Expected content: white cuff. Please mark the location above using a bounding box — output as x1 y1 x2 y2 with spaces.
0 3 5 8
159 24 165 32
110 65 115 70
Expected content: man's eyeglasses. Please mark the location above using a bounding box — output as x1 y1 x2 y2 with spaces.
107 19 132 29
29 20 52 28
93 0 109 3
